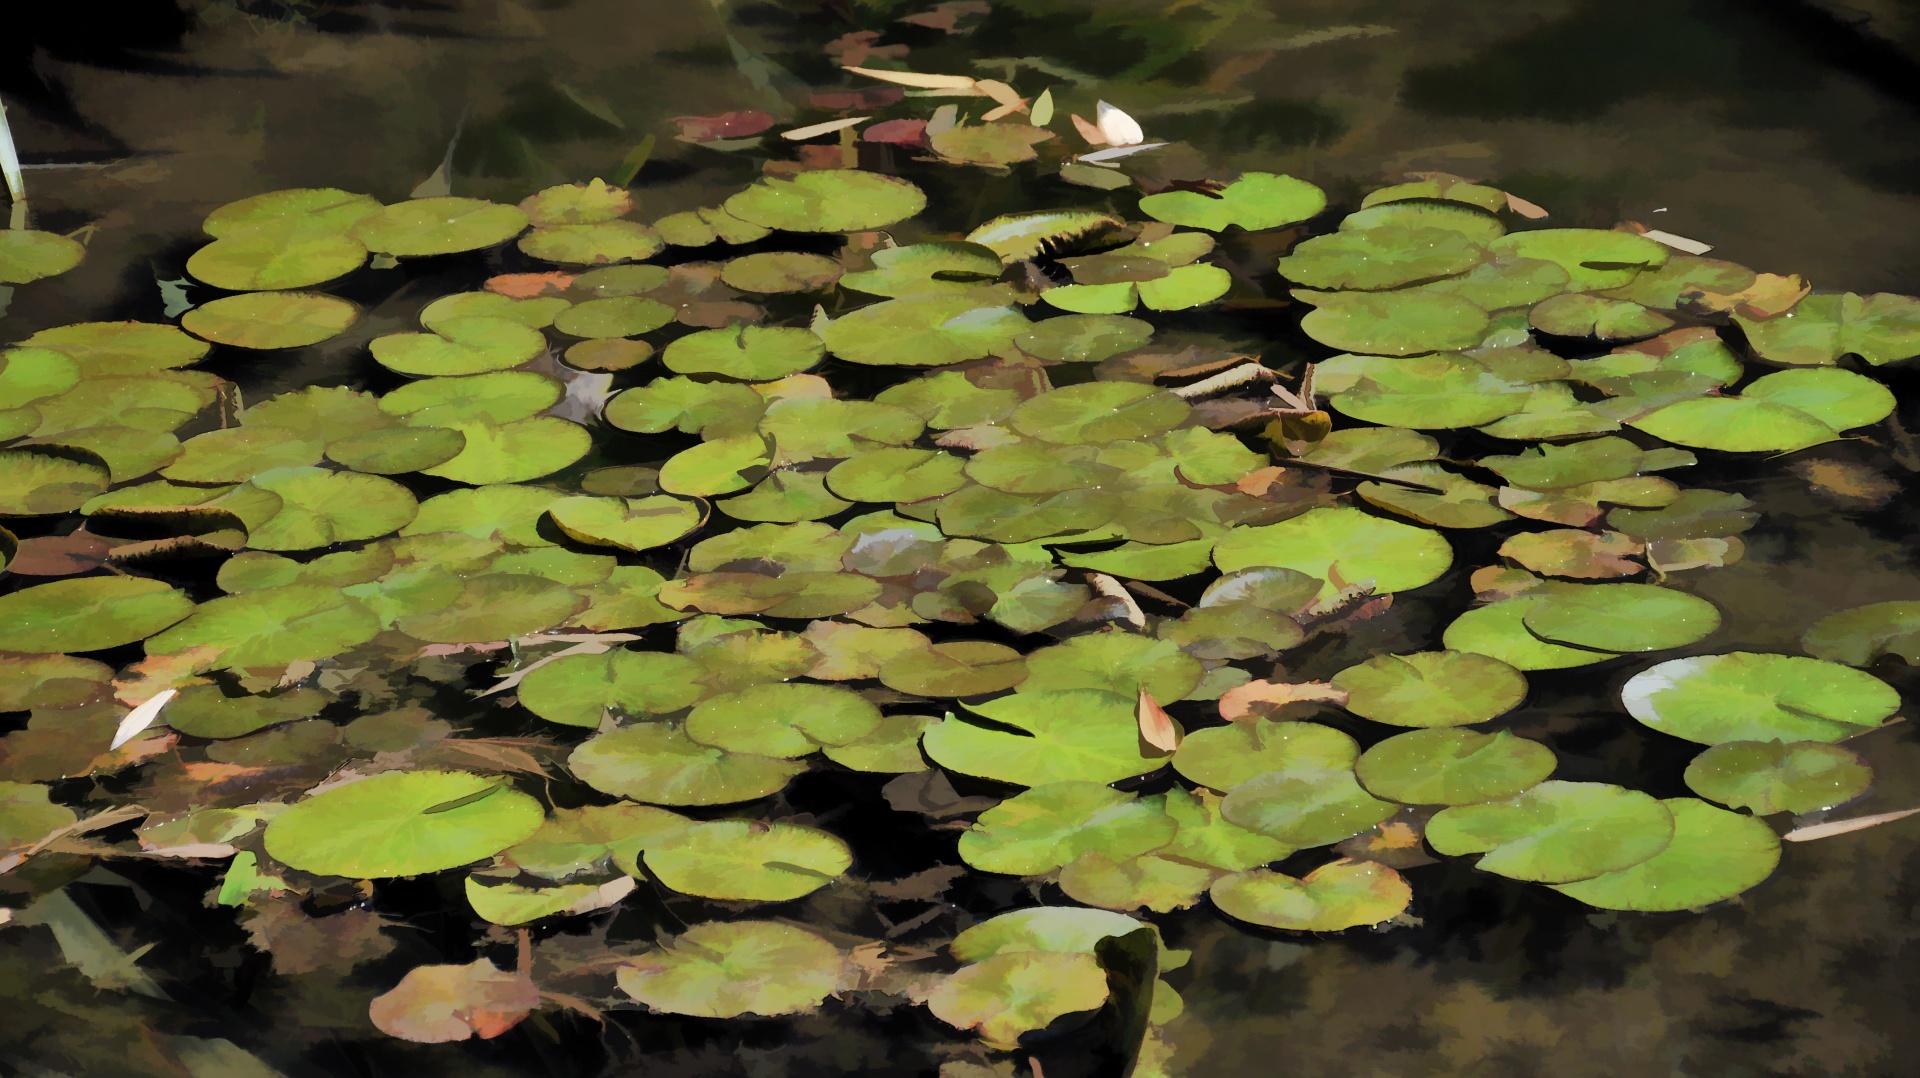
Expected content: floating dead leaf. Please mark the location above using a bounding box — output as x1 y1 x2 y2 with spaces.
1137 690 1181 753
871 864 968 902
1498 529 1643 579
1505 191 1549 218
783 116 870 141
1218 678 1349 721
1470 565 1543 603
242 897 397 975
487 272 576 298
841 64 976 91
1687 272 1810 319
1334 816 1439 869
1070 113 1106 146
370 957 539 1042
1783 807 1920 843
882 769 999 818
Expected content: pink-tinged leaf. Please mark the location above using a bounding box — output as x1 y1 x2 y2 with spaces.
369 958 539 1043
671 111 775 143
1783 807 1920 843
1505 191 1550 218
1071 113 1107 146
1137 690 1181 753
1218 679 1350 722
863 119 931 147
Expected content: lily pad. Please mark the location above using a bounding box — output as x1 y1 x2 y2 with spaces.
878 640 1028 697
684 682 883 757
204 187 381 237
519 221 664 265
1683 740 1872 815
0 230 87 284
720 251 842 293
504 802 689 880
1010 382 1189 444
1356 728 1557 805
371 318 546 376
1802 601 1920 666
618 921 845 1018
1551 798 1781 911
551 297 674 339
1519 583 1720 653
927 951 1109 1051
1219 762 1398 847
1734 292 1920 367
547 495 704 552
642 819 850 901
242 467 418 550
1620 652 1899 744
147 584 378 666
518 649 705 727
838 242 1003 298
0 447 111 515
1277 227 1485 291
0 576 194 653
923 689 1169 786
351 197 528 256
1213 507 1451 603
1442 594 1622 671
187 219 367 291
569 723 806 805
1329 354 1532 428
826 448 969 503
1628 397 1839 453
1425 780 1674 883
1741 367 1895 431
1210 860 1412 931
1330 651 1528 727
1297 290 1490 356
1529 294 1673 340
1017 314 1154 363
1018 630 1202 702
1487 229 1669 290
820 295 1029 367
959 782 1176 875
421 417 591 485
265 770 542 877
663 325 824 380
1175 722 1361 794
182 292 359 349
723 170 927 232
1137 172 1327 232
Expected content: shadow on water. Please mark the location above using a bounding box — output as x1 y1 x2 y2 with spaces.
8 1 1920 1075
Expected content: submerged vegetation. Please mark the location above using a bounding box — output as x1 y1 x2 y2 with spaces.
5 7 1920 1074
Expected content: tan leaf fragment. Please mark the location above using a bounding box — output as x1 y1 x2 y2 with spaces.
1784 807 1920 843
1505 191 1550 218
1137 690 1181 753
1218 679 1349 722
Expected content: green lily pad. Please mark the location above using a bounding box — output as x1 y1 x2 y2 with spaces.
147 584 378 666
0 447 111 515
820 295 1028 367
931 121 1055 165
1479 436 1691 490
723 170 927 232
504 802 689 880
642 819 850 901
1 780 80 853
264 770 542 877
1357 464 1512 529
464 876 625 925
1297 290 1490 355
1487 228 1669 290
1137 264 1232 310
1519 583 1720 653
1017 314 1153 363
1684 740 1872 815
1425 780 1674 883
569 723 805 805
1061 537 1216 581
1442 594 1621 671
1018 629 1202 702
1802 601 1920 666
959 782 1176 876
825 448 968 504
518 649 705 727
0 230 86 284
396 573 582 642
1415 253 1568 309
182 292 360 349
520 221 664 265
1330 354 1531 428
838 242 1003 297
927 951 1110 1051
329 423 467 475
1210 860 1412 931
160 684 327 738
1138 172 1327 232
22 321 211 375
1551 798 1781 911
547 495 704 552
379 371 559 427
0 653 111 711
203 187 382 237
1213 506 1451 603
0 348 80 406
422 291 569 331
1219 761 1398 847
0 576 194 653
1734 292 1920 367
684 683 882 758
519 179 631 226
1356 728 1557 805
720 251 842 293
658 434 771 498
1277 226 1485 291
1330 651 1528 727
1010 382 1189 445
241 467 418 550
1529 294 1673 340
1058 850 1218 913
421 417 591 485
1621 652 1899 744
967 210 1121 261
351 197 528 256
822 713 936 772
605 377 764 436
187 218 368 291
1599 255 1755 309
1741 367 1894 431
663 325 823 380
923 689 1168 786
27 427 181 484
949 905 1149 961
716 469 853 523
618 921 845 1018
551 296 674 339
371 318 546 376
403 484 561 546
878 640 1028 697
1629 397 1839 453
161 426 326 483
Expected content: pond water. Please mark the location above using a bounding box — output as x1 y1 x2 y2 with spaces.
5 2 1920 1076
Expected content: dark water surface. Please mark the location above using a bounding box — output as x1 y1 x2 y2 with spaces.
7 2 1920 1075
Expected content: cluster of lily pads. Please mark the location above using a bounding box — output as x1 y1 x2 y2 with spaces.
2 145 1916 1067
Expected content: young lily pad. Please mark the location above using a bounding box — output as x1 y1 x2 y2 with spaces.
569 723 806 805
723 170 927 233
0 230 87 284
1356 728 1557 805
684 683 883 758
1219 762 1398 847
618 921 846 1018
1018 630 1202 702
642 819 850 901
182 292 360 349
187 218 368 291
820 295 1029 367
923 689 1169 786
421 417 591 485
264 770 543 878
927 951 1110 1051
1425 780 1674 883
1277 227 1485 291
1213 506 1451 603
1330 651 1528 727
878 640 1028 697
959 782 1176 876
547 495 704 552
1802 600 1920 666
0 576 195 653
351 197 529 256
720 251 842 293
1138 172 1327 232
1551 798 1781 911
1519 583 1720 653
1297 290 1490 355
663 325 824 380
147 584 379 666
1210 860 1412 931
1487 229 1670 290
371 318 547 376
518 649 705 727
1684 740 1872 815
1734 292 1920 367
1621 652 1899 744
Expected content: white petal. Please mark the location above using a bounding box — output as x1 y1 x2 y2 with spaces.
1095 100 1145 147
1077 142 1167 164
111 688 178 751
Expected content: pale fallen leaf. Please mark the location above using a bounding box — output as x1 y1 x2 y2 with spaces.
974 79 1025 109
1078 142 1167 164
1218 679 1350 721
369 958 539 1042
566 875 637 915
1071 113 1107 146
1505 191 1550 218
1030 88 1055 127
111 688 177 751
1096 100 1145 146
1783 807 1920 842
980 102 1024 123
1137 690 1181 752
1641 228 1713 255
782 116 870 140
842 65 978 91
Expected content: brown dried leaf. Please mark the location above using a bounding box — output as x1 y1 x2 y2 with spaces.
369 957 539 1042
1218 679 1349 722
